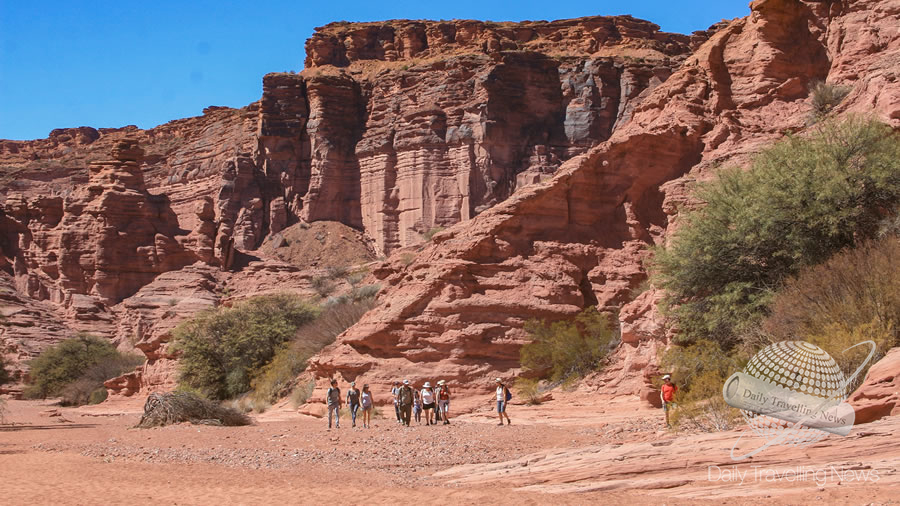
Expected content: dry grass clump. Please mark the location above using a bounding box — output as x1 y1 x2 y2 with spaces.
137 392 252 428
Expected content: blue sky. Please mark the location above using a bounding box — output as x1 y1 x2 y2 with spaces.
0 1 749 140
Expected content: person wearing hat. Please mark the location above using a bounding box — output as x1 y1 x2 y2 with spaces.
660 374 678 427
326 379 342 429
421 381 435 425
437 380 451 425
495 378 511 426
346 381 361 428
398 379 414 426
360 384 374 428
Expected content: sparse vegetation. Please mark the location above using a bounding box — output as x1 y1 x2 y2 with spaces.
173 294 319 400
311 275 336 297
764 236 900 386
652 118 900 347
137 391 252 428
248 297 375 406
24 333 143 403
515 378 545 405
660 340 744 432
809 80 851 123
0 355 11 386
400 252 416 266
422 226 445 241
521 307 618 384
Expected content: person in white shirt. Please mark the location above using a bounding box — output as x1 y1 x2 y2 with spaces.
421 381 436 425
495 377 511 426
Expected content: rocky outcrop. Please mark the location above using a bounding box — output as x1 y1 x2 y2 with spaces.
304 16 694 68
849 347 900 425
308 0 900 396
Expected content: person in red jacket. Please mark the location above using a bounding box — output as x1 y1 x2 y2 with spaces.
660 374 678 428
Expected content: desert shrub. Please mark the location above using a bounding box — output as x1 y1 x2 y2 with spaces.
400 252 415 266
58 352 144 406
0 355 10 386
88 388 109 405
326 265 350 279
289 379 316 407
352 284 380 300
173 294 319 400
764 237 900 385
660 340 745 431
809 80 851 123
423 226 445 242
521 307 617 383
669 370 742 432
24 334 122 399
137 391 252 428
652 118 900 346
346 270 367 286
311 275 336 297
248 297 376 406
515 378 545 405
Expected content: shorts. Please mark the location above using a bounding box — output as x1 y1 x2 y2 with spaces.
438 400 449 412
362 404 372 411
497 400 506 413
663 401 676 412
423 402 435 410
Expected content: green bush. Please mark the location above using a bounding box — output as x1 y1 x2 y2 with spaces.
24 334 130 399
521 307 617 383
58 352 145 406
173 294 319 400
249 297 376 405
652 118 900 346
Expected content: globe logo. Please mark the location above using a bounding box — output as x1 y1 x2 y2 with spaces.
722 340 876 461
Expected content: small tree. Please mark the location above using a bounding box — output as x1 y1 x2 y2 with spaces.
521 307 617 383
653 117 900 346
24 334 120 399
173 294 319 399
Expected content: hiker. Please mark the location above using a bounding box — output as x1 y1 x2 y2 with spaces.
432 382 441 423
398 379 414 426
661 374 678 428
326 379 342 429
495 378 511 426
413 389 423 424
361 384 374 428
391 381 402 424
347 381 361 428
437 380 451 425
421 381 435 425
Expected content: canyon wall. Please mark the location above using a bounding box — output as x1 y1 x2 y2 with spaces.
3 1 898 401
307 0 900 398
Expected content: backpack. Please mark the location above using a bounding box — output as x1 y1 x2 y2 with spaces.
504 387 512 402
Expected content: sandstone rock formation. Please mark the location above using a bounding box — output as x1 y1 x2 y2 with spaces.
308 0 900 397
2 2 899 404
1 14 700 394
849 347 900 425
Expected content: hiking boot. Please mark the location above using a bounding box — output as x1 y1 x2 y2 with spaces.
507 419 511 425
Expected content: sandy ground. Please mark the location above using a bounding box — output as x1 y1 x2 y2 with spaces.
1 394 898 505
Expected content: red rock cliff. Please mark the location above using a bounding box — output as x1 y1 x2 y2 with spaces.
307 0 900 397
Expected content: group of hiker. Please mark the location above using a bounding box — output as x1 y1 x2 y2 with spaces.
324 377 514 429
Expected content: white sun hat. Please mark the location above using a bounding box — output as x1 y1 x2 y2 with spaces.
662 374 671 380
424 382 431 388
